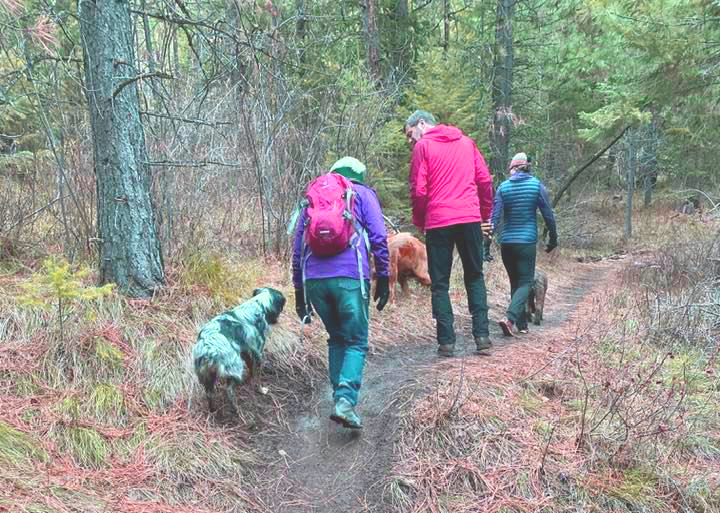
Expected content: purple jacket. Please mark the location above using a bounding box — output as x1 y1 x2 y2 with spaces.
292 181 390 289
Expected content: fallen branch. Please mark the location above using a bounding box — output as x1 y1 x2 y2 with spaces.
552 125 630 208
674 188 719 211
5 195 67 232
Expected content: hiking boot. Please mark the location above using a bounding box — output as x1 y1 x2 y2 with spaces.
475 336 492 352
498 319 515 337
437 344 455 357
330 397 362 429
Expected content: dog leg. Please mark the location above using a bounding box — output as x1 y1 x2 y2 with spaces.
536 288 545 325
389 252 398 304
197 364 218 413
206 392 218 413
399 275 409 297
203 380 218 413
527 287 536 325
225 383 240 416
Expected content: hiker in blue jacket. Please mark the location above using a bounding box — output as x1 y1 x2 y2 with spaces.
292 156 390 429
491 152 557 337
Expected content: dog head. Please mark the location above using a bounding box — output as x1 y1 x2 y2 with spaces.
252 287 286 324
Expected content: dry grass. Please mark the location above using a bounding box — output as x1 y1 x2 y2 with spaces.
0 253 331 513
385 208 720 513
1 193 718 512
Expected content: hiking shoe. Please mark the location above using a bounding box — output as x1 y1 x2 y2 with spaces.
498 319 515 337
330 398 362 429
475 336 492 352
437 344 455 357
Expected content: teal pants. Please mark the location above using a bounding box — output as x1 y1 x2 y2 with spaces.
500 243 536 330
426 222 489 346
306 277 370 406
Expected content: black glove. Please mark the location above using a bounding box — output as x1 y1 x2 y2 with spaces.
545 234 558 253
295 288 312 323
373 276 390 311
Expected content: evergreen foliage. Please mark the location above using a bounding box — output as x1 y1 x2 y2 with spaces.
19 257 114 343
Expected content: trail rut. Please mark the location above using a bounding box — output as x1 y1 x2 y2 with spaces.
256 260 615 513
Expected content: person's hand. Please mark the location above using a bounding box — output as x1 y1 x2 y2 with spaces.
373 276 390 311
295 288 312 323
545 235 558 253
481 222 493 238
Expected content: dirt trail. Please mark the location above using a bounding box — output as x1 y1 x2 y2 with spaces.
256 260 615 513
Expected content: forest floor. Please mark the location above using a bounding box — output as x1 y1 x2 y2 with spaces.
253 254 616 513
1 203 719 513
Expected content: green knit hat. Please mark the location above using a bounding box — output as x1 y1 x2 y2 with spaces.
330 156 366 183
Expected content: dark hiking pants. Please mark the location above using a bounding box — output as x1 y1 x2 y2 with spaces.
500 243 537 330
425 222 489 346
306 277 370 406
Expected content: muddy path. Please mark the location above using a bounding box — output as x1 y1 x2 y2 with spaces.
255 260 615 513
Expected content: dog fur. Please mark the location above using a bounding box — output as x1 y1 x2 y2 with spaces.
388 232 431 303
192 287 286 413
526 270 547 325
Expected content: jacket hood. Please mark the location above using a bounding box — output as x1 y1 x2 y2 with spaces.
509 171 532 181
422 124 464 142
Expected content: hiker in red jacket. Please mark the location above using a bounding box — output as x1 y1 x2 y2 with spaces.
404 110 494 357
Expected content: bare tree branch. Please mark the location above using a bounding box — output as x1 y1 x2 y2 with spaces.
113 71 173 99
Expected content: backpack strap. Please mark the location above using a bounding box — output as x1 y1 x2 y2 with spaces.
345 186 371 302
300 216 312 321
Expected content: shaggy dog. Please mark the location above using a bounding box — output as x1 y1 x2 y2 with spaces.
526 270 548 326
192 287 286 413
388 232 431 303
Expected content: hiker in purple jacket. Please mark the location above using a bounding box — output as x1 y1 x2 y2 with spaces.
292 156 390 429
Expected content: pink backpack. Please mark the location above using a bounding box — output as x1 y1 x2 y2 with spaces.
303 173 356 256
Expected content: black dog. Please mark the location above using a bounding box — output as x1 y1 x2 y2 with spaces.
526 270 547 325
192 287 286 413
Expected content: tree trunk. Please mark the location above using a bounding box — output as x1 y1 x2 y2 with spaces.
489 0 514 180
79 0 165 298
388 0 411 83
624 129 637 239
360 0 382 85
642 112 660 208
227 0 247 96
443 0 450 53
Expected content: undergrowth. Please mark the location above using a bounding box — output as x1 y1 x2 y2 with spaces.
388 209 720 513
0 198 717 512
0 252 327 513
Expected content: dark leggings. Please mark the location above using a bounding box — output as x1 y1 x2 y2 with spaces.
500 243 536 330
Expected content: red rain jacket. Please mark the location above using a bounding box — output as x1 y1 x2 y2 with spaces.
409 124 493 231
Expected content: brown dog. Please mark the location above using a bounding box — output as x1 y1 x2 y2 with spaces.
526 270 547 325
387 232 431 303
